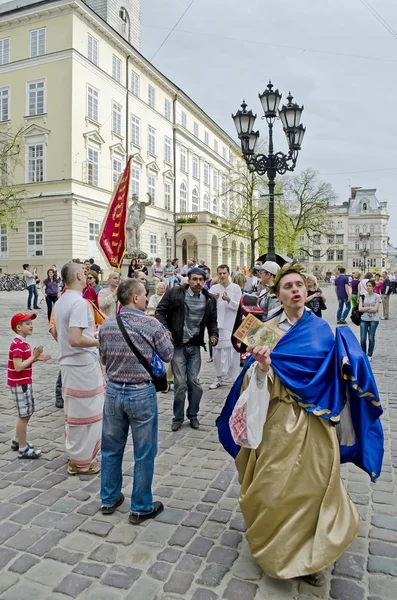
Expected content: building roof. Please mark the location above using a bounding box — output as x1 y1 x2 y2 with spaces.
349 188 381 211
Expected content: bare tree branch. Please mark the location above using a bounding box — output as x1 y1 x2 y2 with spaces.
0 126 26 227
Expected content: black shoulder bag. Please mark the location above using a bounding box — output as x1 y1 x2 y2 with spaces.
116 315 168 392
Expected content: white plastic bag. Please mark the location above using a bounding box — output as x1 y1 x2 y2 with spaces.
229 364 270 449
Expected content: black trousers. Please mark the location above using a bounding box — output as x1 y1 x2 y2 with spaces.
45 294 58 321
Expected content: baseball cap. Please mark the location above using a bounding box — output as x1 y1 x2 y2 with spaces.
11 313 37 331
256 261 280 276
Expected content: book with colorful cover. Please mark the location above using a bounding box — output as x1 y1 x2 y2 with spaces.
233 313 281 349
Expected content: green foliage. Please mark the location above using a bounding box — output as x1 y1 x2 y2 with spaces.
0 126 26 227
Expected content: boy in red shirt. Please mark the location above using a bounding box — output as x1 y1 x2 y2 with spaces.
8 313 48 458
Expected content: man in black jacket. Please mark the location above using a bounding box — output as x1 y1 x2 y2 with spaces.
156 268 218 431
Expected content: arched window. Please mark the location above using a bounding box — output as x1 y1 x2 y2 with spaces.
192 188 199 212
355 225 360 233
362 224 367 233
355 240 360 250
180 182 187 212
213 196 218 215
203 193 209 211
221 201 226 217
362 203 367 211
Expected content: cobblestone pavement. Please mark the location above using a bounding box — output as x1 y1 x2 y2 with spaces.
0 289 396 600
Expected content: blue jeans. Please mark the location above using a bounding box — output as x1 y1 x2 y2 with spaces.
360 320 379 357
55 370 63 402
27 284 38 308
337 297 351 321
172 345 202 423
100 381 158 514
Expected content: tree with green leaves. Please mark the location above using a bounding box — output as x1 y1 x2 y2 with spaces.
0 127 25 227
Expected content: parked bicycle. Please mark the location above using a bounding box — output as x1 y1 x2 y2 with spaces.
0 273 27 291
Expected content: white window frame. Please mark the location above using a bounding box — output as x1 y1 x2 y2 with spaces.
164 98 171 120
164 182 171 211
337 221 343 229
327 250 334 261
0 224 8 258
336 250 344 261
148 125 156 155
27 143 44 183
27 219 44 257
30 28 46 58
166 237 172 260
87 85 99 123
180 182 187 212
150 233 157 258
213 196 218 215
203 193 209 211
192 188 199 212
164 136 172 164
131 114 140 146
213 170 218 191
0 87 9 121
131 71 140 96
148 85 156 109
181 111 187 128
87 146 99 187
87 34 98 65
148 172 156 205
112 101 122 136
355 224 360 233
112 55 122 83
131 166 140 196
370 224 375 233
180 147 187 172
223 146 227 159
214 139 218 153
27 79 45 116
112 157 122 189
0 37 10 65
204 131 209 145
194 122 199 137
204 163 209 185
192 156 199 179
88 221 100 258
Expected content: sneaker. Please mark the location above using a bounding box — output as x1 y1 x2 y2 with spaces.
209 380 222 390
171 422 182 432
368 356 372 363
55 399 64 408
339 319 347 324
18 446 41 459
190 418 200 429
101 493 125 515
129 501 164 525
11 441 34 451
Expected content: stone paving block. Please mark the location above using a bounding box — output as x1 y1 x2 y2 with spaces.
369 540 397 558
0 572 19 594
175 553 202 573
157 547 182 563
232 555 262 580
138 521 175 546
27 529 65 556
201 522 225 539
163 571 194 594
369 526 397 543
125 575 162 600
5 526 46 550
60 531 97 552
153 486 173 498
106 524 139 545
147 560 173 581
72 561 108 578
220 530 243 549
372 491 396 504
0 546 18 569
50 497 81 513
25 558 71 587
222 578 258 599
31 509 65 528
371 514 397 531
1 581 49 600
210 472 234 492
76 500 101 516
209 509 232 524
333 552 365 579
79 519 114 537
69 490 91 501
191 589 218 600
8 552 40 573
173 487 203 502
229 514 247 532
187 536 214 557
197 563 229 586
155 507 187 525
46 547 84 565
0 521 22 545
33 472 68 490
53 573 92 597
182 511 207 528
207 546 239 567
368 555 397 576
9 489 42 504
89 543 118 563
10 503 45 524
196 503 213 514
330 578 365 600
101 563 142 589
168 525 197 547
202 489 223 503
0 502 18 519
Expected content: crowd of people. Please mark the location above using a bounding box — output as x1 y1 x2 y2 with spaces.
7 255 386 586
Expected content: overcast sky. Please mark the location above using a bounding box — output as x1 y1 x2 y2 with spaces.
141 0 397 244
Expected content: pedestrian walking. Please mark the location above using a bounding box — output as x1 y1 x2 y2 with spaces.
98 278 174 522
155 267 219 431
358 271 373 296
359 279 381 362
89 258 102 275
53 262 104 475
42 268 59 321
305 274 326 318
209 265 242 389
23 264 40 310
8 313 49 458
335 267 351 324
350 271 361 309
380 271 391 320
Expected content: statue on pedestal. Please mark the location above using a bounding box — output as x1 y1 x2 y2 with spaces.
126 193 152 258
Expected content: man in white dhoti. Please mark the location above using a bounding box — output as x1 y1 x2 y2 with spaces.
210 265 242 389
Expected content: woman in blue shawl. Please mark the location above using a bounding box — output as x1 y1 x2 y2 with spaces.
216 263 383 585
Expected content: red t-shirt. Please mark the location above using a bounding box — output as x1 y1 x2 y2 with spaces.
8 336 32 387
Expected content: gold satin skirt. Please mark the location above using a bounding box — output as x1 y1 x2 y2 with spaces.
235 375 361 579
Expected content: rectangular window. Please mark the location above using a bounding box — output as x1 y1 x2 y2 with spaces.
223 146 227 159
194 122 199 137
313 249 321 260
148 85 156 109
28 144 44 183
181 111 187 128
112 101 122 136
131 167 140 196
0 37 10 65
164 182 171 211
87 85 99 122
28 80 45 115
313 234 321 244
30 28 45 58
148 173 156 204
0 87 9 121
131 70 140 96
88 34 98 65
87 147 99 186
192 156 199 178
221 175 226 194
337 221 343 229
27 220 43 257
166 237 172 259
204 163 209 185
355 224 360 233
327 234 335 244
204 131 209 145
213 170 218 191
336 250 344 261
148 125 156 155
0 223 7 257
180 147 187 172
131 114 140 146
112 157 122 189
214 139 218 153
112 55 122 82
336 234 344 244
355 240 360 250
327 250 334 261
150 233 157 257
89 222 99 242
164 98 171 120
164 136 172 164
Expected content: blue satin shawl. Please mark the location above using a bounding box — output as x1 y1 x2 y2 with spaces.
216 309 384 482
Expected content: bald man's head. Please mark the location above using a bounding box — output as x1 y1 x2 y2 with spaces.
61 262 86 288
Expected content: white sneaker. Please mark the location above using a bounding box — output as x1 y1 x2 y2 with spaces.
368 356 372 362
209 380 222 389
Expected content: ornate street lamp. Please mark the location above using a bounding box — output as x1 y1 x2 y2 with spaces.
232 81 306 262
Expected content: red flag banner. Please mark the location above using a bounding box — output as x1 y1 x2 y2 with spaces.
98 157 131 271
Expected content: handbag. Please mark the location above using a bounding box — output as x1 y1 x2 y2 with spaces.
229 364 270 449
116 315 168 392
350 295 364 327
